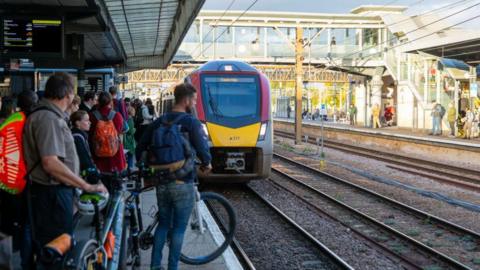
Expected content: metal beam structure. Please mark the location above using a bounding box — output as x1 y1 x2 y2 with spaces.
126 65 354 84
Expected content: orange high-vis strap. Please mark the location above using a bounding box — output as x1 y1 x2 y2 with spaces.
104 231 115 259
97 251 104 264
0 112 27 194
45 233 72 256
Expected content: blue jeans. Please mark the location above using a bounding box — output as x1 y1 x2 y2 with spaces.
432 117 441 135
151 183 194 270
127 152 134 169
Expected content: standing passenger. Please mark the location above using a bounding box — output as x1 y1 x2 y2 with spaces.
79 91 97 113
372 103 381 128
23 73 106 270
348 104 357 126
136 98 154 143
71 110 96 175
137 83 212 270
124 106 137 170
447 101 456 137
430 100 442 135
463 108 475 139
89 92 126 191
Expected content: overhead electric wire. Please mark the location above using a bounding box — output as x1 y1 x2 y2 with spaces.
344 0 480 59
194 0 260 59
187 0 237 58
323 0 480 72
326 0 472 61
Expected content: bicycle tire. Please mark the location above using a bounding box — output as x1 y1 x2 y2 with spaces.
180 191 236 265
68 239 99 270
119 218 130 270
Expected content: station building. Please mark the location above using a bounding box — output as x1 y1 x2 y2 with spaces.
162 4 480 132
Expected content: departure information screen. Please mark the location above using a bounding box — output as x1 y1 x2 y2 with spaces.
3 18 62 53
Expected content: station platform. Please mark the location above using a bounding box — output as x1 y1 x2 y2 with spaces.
273 117 480 170
70 189 242 270
275 117 480 147
138 189 243 270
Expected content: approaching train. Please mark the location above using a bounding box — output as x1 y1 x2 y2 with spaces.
159 60 272 182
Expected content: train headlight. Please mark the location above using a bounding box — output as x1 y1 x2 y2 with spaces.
258 122 268 141
201 123 211 141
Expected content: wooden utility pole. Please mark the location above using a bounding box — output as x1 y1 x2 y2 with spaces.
295 27 304 144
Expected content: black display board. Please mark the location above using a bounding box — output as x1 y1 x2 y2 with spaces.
1 17 64 58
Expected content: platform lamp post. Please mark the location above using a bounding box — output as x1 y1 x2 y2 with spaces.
294 26 304 144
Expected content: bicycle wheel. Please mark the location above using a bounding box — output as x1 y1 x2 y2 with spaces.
68 239 100 270
180 191 236 265
119 211 142 269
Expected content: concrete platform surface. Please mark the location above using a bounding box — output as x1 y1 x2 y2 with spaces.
275 117 480 148
73 189 242 270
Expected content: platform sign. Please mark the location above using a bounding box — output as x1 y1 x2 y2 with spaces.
471 83 478 98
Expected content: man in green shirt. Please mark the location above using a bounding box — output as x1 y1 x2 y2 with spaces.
447 101 456 137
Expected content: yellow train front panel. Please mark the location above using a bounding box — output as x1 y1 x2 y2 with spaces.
206 122 261 147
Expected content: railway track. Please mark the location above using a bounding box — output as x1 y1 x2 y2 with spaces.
273 153 480 269
211 185 353 270
275 130 480 191
207 201 257 270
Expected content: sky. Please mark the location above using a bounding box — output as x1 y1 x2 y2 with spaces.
201 0 480 28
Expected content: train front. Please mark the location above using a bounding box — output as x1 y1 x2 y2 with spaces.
189 61 272 182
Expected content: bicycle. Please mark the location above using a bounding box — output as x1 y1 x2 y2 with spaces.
123 165 237 267
65 170 144 270
67 167 236 269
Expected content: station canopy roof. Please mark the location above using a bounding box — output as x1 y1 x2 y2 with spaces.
0 0 204 70
381 11 480 65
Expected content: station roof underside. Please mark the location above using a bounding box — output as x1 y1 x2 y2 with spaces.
381 11 480 64
410 38 480 65
0 0 204 70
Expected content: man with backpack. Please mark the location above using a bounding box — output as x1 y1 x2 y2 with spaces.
23 73 107 269
430 100 444 136
136 83 212 270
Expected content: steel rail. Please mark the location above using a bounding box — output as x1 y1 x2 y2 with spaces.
206 200 257 270
265 176 421 270
246 185 355 270
275 130 480 185
273 153 480 269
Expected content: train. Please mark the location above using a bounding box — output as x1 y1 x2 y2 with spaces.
159 60 272 182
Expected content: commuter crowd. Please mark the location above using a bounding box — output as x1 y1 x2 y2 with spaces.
283 100 479 139
0 72 212 270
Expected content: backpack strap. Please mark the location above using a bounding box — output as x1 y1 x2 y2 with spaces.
93 110 103 121
93 109 117 121
107 110 116 121
161 113 188 126
29 105 65 119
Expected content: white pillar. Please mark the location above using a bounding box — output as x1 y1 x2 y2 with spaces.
199 19 203 57
264 27 268 59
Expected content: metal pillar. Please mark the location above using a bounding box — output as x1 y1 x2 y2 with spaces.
295 27 304 144
454 80 460 136
469 66 477 109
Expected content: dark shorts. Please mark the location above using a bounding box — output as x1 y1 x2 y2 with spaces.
30 183 74 246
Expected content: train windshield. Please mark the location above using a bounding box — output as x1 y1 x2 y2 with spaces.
201 74 261 127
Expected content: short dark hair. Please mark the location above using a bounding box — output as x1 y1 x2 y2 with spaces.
174 83 196 104
83 91 96 102
108 86 117 96
70 110 88 128
44 72 75 100
98 91 113 108
17 90 38 113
